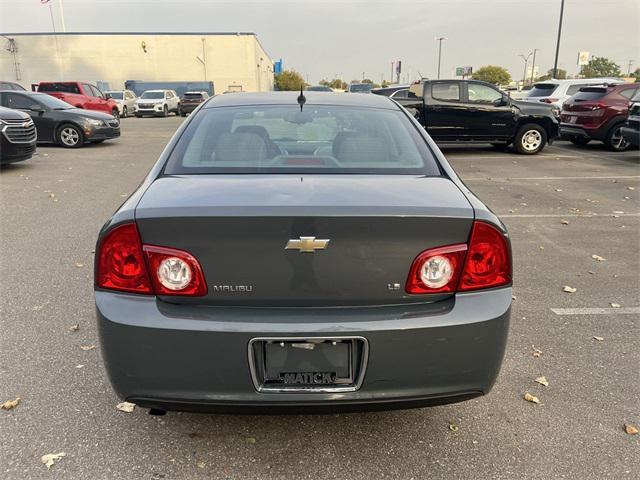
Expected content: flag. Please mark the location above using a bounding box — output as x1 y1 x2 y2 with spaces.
41 0 51 4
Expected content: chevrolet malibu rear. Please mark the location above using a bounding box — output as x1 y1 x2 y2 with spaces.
95 92 512 413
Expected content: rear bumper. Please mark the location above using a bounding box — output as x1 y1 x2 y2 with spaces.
560 124 600 140
96 287 511 412
180 104 200 114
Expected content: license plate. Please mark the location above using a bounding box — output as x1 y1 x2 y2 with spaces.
568 116 577 124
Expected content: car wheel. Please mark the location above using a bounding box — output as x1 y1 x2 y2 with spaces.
112 109 120 120
162 104 169 117
123 106 128 118
514 124 546 155
57 124 84 148
569 136 590 146
604 124 630 152
176 104 182 116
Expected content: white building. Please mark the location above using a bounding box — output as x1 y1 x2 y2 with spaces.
0 32 274 93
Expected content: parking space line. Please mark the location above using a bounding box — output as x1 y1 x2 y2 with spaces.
501 213 640 218
463 175 640 181
551 307 640 316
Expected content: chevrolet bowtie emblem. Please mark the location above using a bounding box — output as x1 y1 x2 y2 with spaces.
285 236 330 253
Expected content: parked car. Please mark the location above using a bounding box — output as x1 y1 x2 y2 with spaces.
0 91 120 148
306 85 333 92
135 90 181 117
347 83 373 93
523 78 624 108
94 91 512 414
124 80 214 98
0 105 37 164
36 81 120 118
398 79 559 154
560 83 639 151
371 84 410 98
621 92 640 149
179 91 209 116
0 81 26 91
105 90 137 118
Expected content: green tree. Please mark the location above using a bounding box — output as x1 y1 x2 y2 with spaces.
537 68 567 81
324 78 347 90
361 78 373 84
471 65 512 85
274 70 305 91
580 57 622 78
630 68 640 82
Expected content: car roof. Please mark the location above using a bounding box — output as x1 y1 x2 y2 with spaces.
535 78 624 85
203 91 398 109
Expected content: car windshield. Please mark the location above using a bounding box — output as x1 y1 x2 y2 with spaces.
35 93 75 109
572 87 609 101
39 83 80 94
164 104 440 175
349 84 373 93
141 91 165 99
527 83 559 97
107 91 124 100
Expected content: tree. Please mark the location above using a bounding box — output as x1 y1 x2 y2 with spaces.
274 70 305 91
471 65 511 85
537 68 567 81
320 78 347 90
629 68 640 82
580 57 622 78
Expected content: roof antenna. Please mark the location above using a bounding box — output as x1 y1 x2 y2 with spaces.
297 86 306 112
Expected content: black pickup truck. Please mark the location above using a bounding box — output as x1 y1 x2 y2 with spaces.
397 79 559 154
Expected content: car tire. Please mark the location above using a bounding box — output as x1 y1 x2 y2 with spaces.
176 104 182 116
569 136 590 146
112 109 120 120
162 104 169 117
514 123 546 155
123 106 128 118
604 124 630 152
135 114 142 118
57 124 84 148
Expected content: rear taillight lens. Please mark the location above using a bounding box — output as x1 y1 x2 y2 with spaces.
96 222 207 296
143 245 207 296
542 98 559 104
406 221 511 295
458 221 511 291
96 223 152 294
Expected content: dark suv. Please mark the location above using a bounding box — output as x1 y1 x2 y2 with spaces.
179 91 209 116
560 83 639 151
0 105 37 164
621 92 640 149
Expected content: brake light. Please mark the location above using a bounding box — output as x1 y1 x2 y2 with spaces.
143 245 207 296
542 98 559 104
96 222 207 296
96 223 152 294
405 221 511 294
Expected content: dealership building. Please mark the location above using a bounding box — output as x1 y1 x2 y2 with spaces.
0 32 274 93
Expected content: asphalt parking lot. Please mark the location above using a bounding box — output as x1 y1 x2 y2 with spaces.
1 117 638 479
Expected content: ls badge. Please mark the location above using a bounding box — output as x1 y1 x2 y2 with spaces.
285 236 330 253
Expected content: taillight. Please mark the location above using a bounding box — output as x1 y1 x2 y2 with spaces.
96 222 207 296
143 245 207 296
542 98 559 104
96 223 152 294
406 221 511 294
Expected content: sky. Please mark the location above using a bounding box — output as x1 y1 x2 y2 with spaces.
1 0 638 84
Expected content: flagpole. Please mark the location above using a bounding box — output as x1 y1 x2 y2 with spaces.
59 0 66 32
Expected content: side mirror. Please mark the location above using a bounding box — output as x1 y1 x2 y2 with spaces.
494 96 509 107
104 93 112 99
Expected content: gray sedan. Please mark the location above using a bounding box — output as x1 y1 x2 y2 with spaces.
94 92 512 414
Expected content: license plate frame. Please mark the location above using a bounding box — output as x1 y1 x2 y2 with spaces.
248 336 369 393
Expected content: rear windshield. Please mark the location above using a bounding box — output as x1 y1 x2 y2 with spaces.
527 83 558 97
183 93 204 99
38 83 80 94
572 87 609 101
164 105 440 175
349 84 373 93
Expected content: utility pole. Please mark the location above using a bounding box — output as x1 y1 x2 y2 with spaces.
628 60 634 76
530 48 539 84
519 52 533 90
436 37 446 79
552 0 565 78
390 62 394 84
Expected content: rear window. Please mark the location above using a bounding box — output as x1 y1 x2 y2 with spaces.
527 83 559 97
164 105 440 175
183 93 204 99
572 87 609 101
38 83 80 94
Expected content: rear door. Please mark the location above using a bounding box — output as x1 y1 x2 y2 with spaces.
424 81 467 140
463 82 514 140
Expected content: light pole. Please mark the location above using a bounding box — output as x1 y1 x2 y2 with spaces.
552 0 565 78
519 52 533 90
436 37 446 79
530 48 539 84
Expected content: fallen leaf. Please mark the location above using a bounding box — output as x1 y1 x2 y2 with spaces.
555 188 563 192
69 323 79 332
196 462 206 469
524 392 541 404
448 424 459 432
561 220 569 225
627 186 636 191
532 346 543 358
75 364 84 369
80 345 96 351
610 303 621 308
41 452 65 469
75 262 84 268
246 436 256 444
625 423 639 435
613 210 624 214
563 285 577 293
48 193 55 199
588 271 595 275
1 397 20 410
512 295 517 300
593 336 604 341
591 254 606 262
116 402 136 413
534 376 549 387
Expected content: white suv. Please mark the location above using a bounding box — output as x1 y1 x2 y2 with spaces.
105 89 137 118
523 78 624 108
135 89 181 117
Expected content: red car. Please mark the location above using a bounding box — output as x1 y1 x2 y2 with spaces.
35 82 120 119
560 83 639 151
